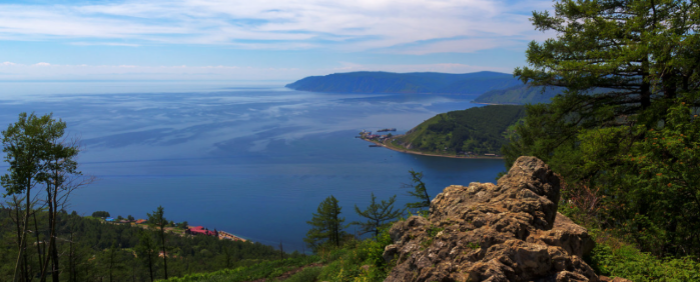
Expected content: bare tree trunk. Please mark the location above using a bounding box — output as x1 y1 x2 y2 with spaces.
14 183 32 282
39 182 54 282
32 211 44 275
147 251 154 282
161 228 168 280
50 172 60 282
69 232 74 282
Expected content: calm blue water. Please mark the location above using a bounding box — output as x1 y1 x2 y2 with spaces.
0 81 506 251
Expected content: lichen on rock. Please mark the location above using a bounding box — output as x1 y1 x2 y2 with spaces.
383 156 599 282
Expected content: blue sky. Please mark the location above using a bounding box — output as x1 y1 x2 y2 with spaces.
0 0 554 81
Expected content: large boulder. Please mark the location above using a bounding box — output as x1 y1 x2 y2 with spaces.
383 156 598 282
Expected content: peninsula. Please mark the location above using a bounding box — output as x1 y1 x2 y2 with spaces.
359 105 526 159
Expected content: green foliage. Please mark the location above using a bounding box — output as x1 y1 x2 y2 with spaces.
504 0 700 258
474 84 564 105
93 211 111 218
607 101 700 255
467 242 480 250
148 205 171 279
161 256 320 282
305 196 346 251
279 266 323 282
588 237 700 281
404 170 430 212
396 105 526 155
317 235 393 282
351 193 403 238
425 226 443 237
0 209 282 281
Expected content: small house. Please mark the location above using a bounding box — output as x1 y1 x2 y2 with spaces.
186 226 216 236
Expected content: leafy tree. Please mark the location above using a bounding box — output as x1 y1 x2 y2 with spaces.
404 170 430 212
147 206 169 279
351 193 403 237
127 215 134 221
2 113 53 282
505 0 700 256
304 196 345 251
38 114 86 282
92 211 110 218
2 112 84 282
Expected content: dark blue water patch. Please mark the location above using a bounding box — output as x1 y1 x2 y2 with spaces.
1 89 507 251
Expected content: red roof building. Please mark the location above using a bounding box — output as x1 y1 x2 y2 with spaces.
135 219 147 224
186 226 216 236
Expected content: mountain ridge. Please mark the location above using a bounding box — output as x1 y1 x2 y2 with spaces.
285 71 522 95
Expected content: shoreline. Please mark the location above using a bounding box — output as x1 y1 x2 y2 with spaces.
470 101 523 106
360 138 504 160
102 218 248 242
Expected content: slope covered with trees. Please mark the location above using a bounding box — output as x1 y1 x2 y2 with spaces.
0 208 283 281
392 105 525 155
285 71 521 94
473 84 565 104
505 0 700 261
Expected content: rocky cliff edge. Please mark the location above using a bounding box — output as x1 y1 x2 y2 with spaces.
383 156 598 282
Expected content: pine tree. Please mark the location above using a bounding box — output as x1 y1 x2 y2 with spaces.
505 0 700 256
351 193 403 237
135 230 157 282
147 206 169 279
304 196 345 251
404 170 430 213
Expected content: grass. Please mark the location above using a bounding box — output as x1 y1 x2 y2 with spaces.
159 256 320 282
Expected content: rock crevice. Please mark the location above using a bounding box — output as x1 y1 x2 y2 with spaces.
383 156 598 282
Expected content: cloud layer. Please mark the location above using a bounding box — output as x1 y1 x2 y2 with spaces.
0 0 551 53
0 61 511 81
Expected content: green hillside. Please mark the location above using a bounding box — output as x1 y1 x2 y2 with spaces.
473 84 564 105
285 71 521 94
392 105 526 155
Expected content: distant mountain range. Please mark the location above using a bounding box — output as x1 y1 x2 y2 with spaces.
285 71 523 95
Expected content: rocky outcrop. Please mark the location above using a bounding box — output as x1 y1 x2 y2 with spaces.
383 156 598 282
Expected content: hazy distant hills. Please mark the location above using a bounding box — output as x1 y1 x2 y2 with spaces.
473 84 565 105
285 71 523 95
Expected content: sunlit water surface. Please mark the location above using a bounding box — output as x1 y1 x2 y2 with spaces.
0 81 506 251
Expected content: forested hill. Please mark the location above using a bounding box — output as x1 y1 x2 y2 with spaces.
473 84 565 105
391 105 525 155
285 71 522 94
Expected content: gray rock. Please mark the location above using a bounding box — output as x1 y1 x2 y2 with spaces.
383 156 599 282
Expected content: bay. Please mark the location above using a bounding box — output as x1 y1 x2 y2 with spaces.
0 81 506 251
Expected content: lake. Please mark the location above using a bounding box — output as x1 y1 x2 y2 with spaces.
0 81 506 251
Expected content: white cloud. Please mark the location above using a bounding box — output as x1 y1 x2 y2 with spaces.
33 62 51 66
0 0 553 53
70 42 141 47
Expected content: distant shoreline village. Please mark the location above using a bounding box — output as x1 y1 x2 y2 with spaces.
357 129 504 159
102 216 247 242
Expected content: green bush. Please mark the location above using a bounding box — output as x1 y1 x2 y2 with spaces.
162 256 319 282
588 237 700 281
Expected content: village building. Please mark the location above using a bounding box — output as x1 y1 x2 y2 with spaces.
186 226 217 236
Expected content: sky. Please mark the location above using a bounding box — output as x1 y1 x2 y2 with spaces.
0 0 555 81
